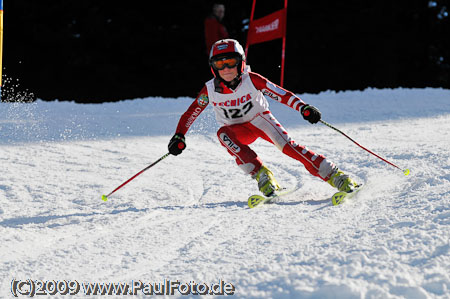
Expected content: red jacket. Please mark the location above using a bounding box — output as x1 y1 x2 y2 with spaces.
204 16 229 54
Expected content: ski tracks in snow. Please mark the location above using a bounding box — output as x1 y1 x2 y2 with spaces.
1 92 450 298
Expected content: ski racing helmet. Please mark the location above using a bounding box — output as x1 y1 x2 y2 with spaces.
209 39 246 80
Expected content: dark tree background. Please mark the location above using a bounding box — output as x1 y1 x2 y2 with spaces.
2 0 449 102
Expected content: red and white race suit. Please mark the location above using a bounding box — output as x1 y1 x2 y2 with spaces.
175 71 336 181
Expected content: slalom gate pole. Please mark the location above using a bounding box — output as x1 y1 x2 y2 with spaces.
320 120 410 176
101 153 171 201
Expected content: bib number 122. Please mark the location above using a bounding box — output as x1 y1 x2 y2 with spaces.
221 101 253 119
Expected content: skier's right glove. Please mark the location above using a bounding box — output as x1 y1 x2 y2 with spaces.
168 133 186 156
301 104 321 124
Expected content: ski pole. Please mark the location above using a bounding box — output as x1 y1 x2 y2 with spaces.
101 153 171 201
319 120 410 176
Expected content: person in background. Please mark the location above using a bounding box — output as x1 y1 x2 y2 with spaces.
168 39 359 197
204 3 229 54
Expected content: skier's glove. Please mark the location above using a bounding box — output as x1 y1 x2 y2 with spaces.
168 133 186 156
301 104 321 124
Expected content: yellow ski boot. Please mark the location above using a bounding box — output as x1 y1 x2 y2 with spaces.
253 165 281 196
327 169 358 192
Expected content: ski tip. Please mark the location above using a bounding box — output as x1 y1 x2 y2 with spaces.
101 195 108 202
332 191 346 206
331 184 364 206
248 194 265 208
403 168 410 176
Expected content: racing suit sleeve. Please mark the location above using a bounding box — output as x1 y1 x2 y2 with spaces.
248 72 306 111
175 86 209 135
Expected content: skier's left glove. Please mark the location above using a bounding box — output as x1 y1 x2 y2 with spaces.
301 104 321 124
168 133 186 156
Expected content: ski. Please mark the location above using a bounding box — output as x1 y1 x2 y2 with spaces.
331 184 363 205
248 188 295 208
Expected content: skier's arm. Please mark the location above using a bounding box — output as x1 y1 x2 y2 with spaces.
175 86 209 135
169 87 209 155
249 72 306 111
249 72 321 124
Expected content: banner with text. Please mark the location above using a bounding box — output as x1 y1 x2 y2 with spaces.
246 8 286 46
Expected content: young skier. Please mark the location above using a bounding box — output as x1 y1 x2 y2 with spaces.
168 39 358 197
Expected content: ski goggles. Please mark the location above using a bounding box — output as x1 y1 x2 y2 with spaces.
211 56 240 70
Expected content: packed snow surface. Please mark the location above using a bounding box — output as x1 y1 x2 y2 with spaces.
1 88 449 298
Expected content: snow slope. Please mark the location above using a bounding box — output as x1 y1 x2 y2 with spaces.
1 88 449 298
